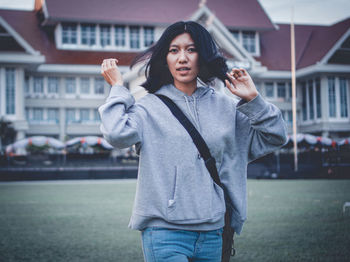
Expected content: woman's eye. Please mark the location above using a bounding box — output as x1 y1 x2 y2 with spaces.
188 48 197 52
169 49 178 53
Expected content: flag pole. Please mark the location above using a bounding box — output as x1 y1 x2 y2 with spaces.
291 4 298 172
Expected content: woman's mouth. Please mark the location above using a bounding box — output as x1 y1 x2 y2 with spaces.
176 67 191 71
176 67 191 75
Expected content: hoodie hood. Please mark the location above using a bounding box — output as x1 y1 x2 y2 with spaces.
155 83 215 101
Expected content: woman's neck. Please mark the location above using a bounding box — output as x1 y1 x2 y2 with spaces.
173 80 197 96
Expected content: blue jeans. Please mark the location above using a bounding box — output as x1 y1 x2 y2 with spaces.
141 227 223 262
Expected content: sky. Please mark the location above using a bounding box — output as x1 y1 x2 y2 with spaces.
0 0 349 25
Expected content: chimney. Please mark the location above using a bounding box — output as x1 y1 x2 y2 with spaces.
34 0 44 11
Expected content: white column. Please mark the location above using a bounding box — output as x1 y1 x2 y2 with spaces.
320 76 329 122
0 68 4 116
16 68 25 120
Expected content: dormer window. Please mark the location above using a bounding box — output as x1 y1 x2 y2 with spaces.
229 30 260 56
81 24 96 46
56 23 155 51
115 25 126 47
144 26 154 47
62 23 77 44
130 26 140 49
100 25 111 47
242 31 256 53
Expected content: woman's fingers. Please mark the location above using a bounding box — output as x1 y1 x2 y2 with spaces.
101 58 123 86
229 68 247 79
226 72 238 85
225 79 237 95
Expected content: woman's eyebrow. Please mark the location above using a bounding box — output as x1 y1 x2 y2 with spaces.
169 43 196 48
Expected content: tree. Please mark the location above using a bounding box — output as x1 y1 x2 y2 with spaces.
0 117 17 155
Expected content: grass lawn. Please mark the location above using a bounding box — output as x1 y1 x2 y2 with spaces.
0 179 349 262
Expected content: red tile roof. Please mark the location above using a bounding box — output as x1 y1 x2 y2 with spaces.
257 18 350 70
0 9 138 66
44 0 275 30
0 8 349 71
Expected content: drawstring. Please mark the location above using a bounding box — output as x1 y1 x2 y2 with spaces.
193 97 202 133
184 96 201 132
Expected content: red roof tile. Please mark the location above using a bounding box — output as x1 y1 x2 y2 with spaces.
44 0 275 30
257 18 350 70
1 8 349 70
0 9 138 66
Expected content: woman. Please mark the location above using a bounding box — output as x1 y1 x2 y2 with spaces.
99 21 287 262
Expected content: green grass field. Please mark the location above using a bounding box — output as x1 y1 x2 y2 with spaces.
0 179 349 262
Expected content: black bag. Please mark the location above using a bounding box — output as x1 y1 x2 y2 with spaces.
156 94 235 261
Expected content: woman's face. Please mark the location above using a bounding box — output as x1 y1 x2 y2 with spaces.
166 33 199 89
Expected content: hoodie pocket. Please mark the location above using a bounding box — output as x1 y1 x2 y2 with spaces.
166 165 225 223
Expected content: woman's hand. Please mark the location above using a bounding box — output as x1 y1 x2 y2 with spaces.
225 68 258 102
101 58 123 86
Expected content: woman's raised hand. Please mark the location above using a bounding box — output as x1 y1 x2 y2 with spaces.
101 58 123 86
225 68 258 102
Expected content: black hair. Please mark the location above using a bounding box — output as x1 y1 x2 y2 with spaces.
130 21 228 93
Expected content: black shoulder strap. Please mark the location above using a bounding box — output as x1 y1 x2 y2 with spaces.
156 94 222 188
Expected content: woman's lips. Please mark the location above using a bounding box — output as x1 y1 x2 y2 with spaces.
176 67 191 75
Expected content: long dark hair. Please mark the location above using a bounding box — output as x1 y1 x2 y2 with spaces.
131 21 228 93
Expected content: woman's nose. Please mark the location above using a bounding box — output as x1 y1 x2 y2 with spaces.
178 50 188 63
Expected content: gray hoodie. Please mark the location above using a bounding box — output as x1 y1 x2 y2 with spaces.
98 83 288 234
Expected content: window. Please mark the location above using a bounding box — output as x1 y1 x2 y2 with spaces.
33 108 43 121
277 83 286 98
65 77 76 94
144 27 154 47
5 68 15 114
80 77 90 94
25 108 30 121
80 109 90 122
230 30 239 41
66 109 76 123
25 75 30 94
94 78 105 94
115 25 125 46
339 78 348 118
130 26 140 49
242 31 256 53
288 110 293 124
48 108 59 123
308 80 314 120
93 109 100 122
328 77 336 117
302 82 307 121
315 78 321 118
100 25 111 47
81 24 96 46
48 77 59 94
265 82 274 97
282 110 292 124
33 76 44 94
62 23 77 44
288 83 292 99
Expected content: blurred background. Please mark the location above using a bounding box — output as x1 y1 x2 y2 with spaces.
0 1 349 262
0 0 349 179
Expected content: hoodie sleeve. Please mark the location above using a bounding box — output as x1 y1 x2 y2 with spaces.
98 85 142 149
236 94 288 162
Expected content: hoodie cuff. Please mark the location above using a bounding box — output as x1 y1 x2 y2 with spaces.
236 94 268 119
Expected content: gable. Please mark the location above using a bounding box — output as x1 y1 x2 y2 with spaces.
0 16 40 55
0 24 26 52
327 33 350 65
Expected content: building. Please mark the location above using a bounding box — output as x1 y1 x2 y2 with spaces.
0 0 349 142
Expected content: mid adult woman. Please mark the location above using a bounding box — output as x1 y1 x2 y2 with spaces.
99 21 287 262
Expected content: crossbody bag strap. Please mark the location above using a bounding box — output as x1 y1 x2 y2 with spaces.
156 94 222 188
